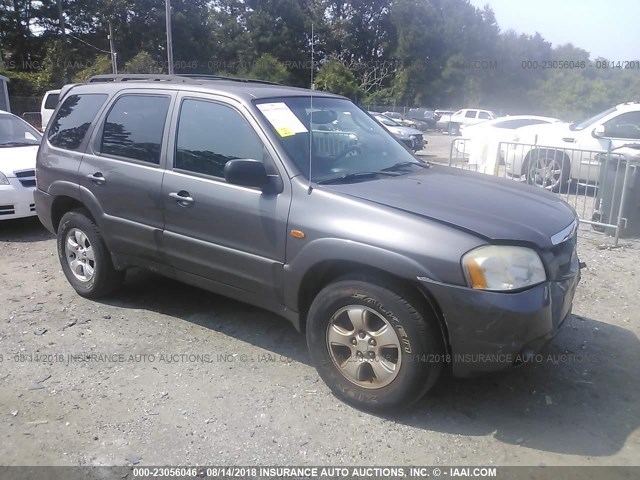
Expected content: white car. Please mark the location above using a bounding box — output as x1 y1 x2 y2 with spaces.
447 108 497 134
506 102 640 191
41 89 60 130
456 115 561 172
0 110 42 219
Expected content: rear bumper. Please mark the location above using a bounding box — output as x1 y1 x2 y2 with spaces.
419 271 580 377
0 180 36 220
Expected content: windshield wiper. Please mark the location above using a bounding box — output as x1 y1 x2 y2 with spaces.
317 171 400 185
380 161 431 172
0 141 39 147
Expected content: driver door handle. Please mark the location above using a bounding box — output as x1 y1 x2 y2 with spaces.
169 191 195 207
87 172 107 185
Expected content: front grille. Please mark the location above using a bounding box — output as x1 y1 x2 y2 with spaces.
0 204 15 216
14 169 36 188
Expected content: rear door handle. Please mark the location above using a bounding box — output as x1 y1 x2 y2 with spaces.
87 172 107 185
169 191 195 206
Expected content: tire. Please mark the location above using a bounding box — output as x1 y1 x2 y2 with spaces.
306 275 444 411
526 150 570 193
57 209 124 298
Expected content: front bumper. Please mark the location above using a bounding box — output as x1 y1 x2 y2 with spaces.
0 178 37 220
420 271 580 377
400 136 425 151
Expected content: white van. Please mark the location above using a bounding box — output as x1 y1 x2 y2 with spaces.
40 89 60 129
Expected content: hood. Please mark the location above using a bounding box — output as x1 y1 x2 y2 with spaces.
0 145 39 176
324 165 576 249
384 125 423 136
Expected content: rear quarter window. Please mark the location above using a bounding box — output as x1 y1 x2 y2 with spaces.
44 93 59 110
47 94 108 151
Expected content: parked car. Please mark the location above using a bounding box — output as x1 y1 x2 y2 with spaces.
435 110 455 131
456 115 561 165
406 108 438 130
505 102 640 191
36 74 580 410
41 89 60 130
381 111 418 128
371 112 425 151
447 108 497 135
0 110 41 219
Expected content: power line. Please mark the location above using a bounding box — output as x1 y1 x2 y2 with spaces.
67 33 111 54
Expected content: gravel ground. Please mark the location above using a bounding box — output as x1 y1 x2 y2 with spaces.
0 210 639 467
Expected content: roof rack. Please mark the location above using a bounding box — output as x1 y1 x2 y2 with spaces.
87 74 282 86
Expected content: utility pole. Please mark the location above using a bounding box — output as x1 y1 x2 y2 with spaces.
57 0 69 82
165 0 174 74
57 0 66 42
108 23 118 74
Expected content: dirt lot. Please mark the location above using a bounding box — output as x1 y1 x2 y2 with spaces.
1 210 639 466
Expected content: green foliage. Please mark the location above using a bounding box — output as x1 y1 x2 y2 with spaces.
1 0 639 118
315 58 362 99
73 55 114 82
123 52 164 74
241 54 290 84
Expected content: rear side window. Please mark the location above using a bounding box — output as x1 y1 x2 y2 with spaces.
100 95 170 164
48 94 107 151
478 111 491 119
175 99 264 178
44 93 59 110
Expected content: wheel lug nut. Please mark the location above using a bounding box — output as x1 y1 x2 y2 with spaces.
368 338 376 346
359 331 366 339
351 338 357 345
368 352 375 360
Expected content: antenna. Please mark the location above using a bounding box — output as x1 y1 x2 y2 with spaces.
307 22 314 195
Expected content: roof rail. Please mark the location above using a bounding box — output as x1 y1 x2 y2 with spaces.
87 74 282 86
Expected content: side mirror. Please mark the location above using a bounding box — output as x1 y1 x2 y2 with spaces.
224 159 269 188
592 125 605 138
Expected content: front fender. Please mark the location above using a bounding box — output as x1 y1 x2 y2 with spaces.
283 237 440 311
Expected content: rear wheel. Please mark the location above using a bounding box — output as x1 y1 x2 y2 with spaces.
526 150 570 193
57 210 124 298
306 275 444 410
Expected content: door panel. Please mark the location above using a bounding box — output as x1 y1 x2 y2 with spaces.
161 95 290 299
79 92 173 259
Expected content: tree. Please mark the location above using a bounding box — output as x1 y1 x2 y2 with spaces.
315 57 362 99
242 54 290 84
123 51 163 73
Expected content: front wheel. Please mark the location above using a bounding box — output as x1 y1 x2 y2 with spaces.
306 275 444 410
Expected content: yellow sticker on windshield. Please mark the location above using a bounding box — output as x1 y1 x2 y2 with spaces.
276 126 295 137
257 102 308 137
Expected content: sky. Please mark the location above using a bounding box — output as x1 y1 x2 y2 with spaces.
469 0 640 60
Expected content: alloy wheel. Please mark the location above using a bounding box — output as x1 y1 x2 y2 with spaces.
325 305 402 389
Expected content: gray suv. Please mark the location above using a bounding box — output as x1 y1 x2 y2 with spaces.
35 74 580 410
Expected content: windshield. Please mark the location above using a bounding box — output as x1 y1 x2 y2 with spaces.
0 115 42 147
374 114 400 127
255 97 420 183
571 107 617 131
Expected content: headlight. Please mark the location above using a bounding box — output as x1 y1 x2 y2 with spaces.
396 130 407 137
462 245 546 291
0 172 9 186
